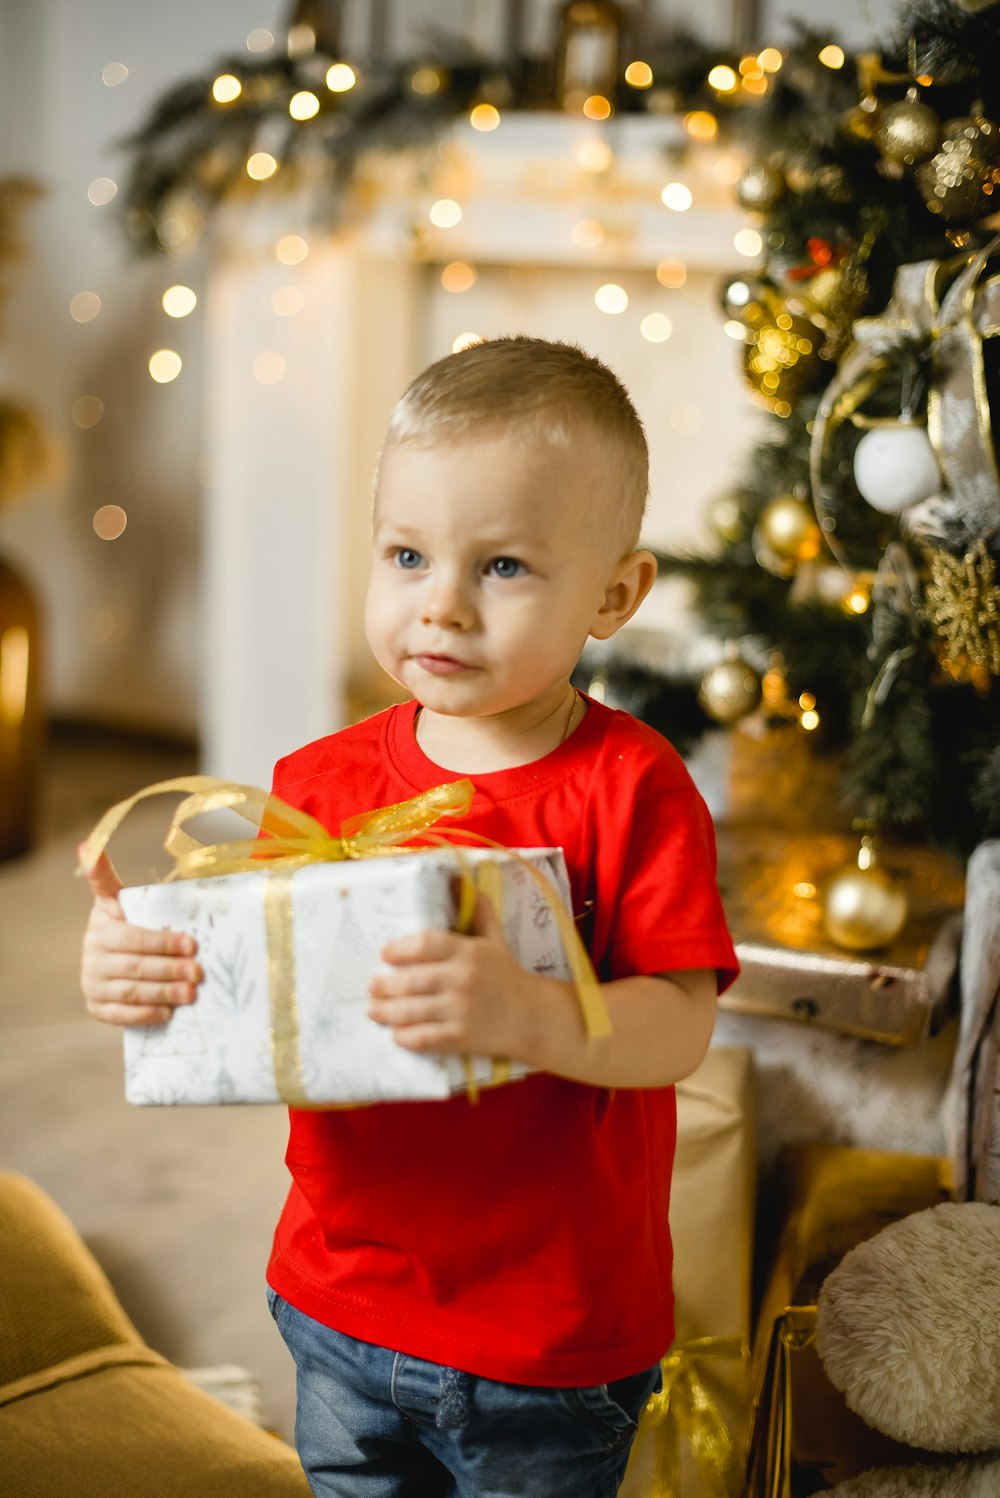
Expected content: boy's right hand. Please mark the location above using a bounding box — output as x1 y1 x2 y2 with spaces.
79 849 202 1027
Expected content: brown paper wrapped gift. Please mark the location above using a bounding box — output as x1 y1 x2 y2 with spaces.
745 1143 952 1498
621 1046 756 1497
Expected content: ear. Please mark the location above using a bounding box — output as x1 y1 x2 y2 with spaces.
589 549 658 641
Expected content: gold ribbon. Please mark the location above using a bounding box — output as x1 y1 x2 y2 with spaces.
78 775 610 1105
810 233 1000 558
627 1337 748 1498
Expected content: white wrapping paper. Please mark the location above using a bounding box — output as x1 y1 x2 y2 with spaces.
119 847 572 1107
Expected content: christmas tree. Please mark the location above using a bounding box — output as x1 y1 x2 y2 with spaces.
585 0 1000 862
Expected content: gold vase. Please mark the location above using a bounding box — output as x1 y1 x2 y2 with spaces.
0 550 42 858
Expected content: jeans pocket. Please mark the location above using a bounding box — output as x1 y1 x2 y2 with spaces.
265 1283 283 1325
560 1383 638 1454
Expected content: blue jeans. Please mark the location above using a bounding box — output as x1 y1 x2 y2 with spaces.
267 1288 661 1498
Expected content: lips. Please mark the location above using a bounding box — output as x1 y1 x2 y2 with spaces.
412 653 476 675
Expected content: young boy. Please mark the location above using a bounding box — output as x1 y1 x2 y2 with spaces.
81 336 738 1498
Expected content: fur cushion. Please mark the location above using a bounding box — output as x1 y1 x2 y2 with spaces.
816 1202 1000 1453
816 1454 1000 1497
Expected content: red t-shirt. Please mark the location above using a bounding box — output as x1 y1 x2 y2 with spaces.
265 696 738 1386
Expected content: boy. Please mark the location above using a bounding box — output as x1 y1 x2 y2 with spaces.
81 336 738 1497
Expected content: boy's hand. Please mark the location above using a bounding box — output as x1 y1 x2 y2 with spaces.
368 893 540 1061
79 848 202 1027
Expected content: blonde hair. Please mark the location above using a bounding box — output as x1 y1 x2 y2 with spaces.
383 335 649 554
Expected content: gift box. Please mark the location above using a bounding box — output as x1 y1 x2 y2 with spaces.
119 844 574 1107
715 824 965 1047
621 1047 756 1498
745 1143 952 1497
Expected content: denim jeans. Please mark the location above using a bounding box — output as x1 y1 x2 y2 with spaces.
267 1287 661 1498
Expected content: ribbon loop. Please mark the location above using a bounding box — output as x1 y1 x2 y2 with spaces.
628 1337 748 1498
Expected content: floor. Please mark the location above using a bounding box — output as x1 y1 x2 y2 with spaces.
0 723 298 1438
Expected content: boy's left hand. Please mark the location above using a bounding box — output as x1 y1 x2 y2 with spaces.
368 893 538 1060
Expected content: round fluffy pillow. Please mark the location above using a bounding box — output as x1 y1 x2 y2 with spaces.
815 1454 1000 1498
816 1202 1000 1452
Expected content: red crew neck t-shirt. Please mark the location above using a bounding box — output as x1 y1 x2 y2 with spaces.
265 696 738 1387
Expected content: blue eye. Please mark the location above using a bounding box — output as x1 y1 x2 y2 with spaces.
488 556 524 579
394 548 423 570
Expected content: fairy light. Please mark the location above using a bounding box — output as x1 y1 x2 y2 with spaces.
656 259 687 289
429 199 462 227
734 227 763 257
410 67 442 95
583 94 612 120
571 218 605 248
670 402 703 434
272 285 305 316
70 292 101 323
101 62 129 87
0 627 29 724
253 352 286 384
287 24 315 56
440 261 477 293
83 608 115 644
819 44 845 69
276 234 309 265
87 178 118 206
162 284 197 318
93 505 127 540
212 74 242 104
246 29 275 52
576 139 613 172
742 74 768 95
289 90 320 120
452 332 483 352
594 283 628 314
325 63 357 92
247 152 278 180
757 48 783 72
624 61 653 88
470 103 500 131
683 111 718 141
800 707 821 731
798 693 816 711
712 153 745 185
857 841 874 870
724 320 746 340
793 881 817 899
640 313 672 343
738 56 762 76
708 64 738 92
661 182 693 211
72 396 104 429
149 349 182 383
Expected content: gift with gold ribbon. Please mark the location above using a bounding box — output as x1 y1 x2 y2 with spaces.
79 776 607 1108
624 1337 748 1498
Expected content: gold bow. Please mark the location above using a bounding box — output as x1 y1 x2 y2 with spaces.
77 773 476 881
627 1337 748 1498
79 775 610 1105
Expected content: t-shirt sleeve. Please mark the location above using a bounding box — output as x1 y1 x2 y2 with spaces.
594 741 739 995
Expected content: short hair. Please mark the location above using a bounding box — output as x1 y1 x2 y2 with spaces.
382 335 648 554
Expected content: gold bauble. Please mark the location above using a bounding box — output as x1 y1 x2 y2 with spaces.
823 847 908 951
758 495 822 563
874 95 942 166
697 658 762 725
736 162 786 214
915 115 1000 221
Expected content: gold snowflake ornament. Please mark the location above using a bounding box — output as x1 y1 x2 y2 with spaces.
923 539 1000 676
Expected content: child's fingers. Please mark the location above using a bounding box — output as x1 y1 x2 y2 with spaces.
79 848 124 902
92 951 202 987
379 928 458 966
85 916 198 961
85 998 175 1028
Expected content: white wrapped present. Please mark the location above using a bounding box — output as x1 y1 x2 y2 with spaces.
119 845 574 1107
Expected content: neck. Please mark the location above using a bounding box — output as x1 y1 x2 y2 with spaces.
414 686 582 773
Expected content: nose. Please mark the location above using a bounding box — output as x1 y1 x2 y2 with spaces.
421 570 475 630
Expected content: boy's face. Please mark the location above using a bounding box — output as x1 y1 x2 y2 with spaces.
366 433 627 722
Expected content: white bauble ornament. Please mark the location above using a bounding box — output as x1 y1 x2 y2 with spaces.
852 423 940 513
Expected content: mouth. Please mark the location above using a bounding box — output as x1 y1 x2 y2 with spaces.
411 653 476 675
